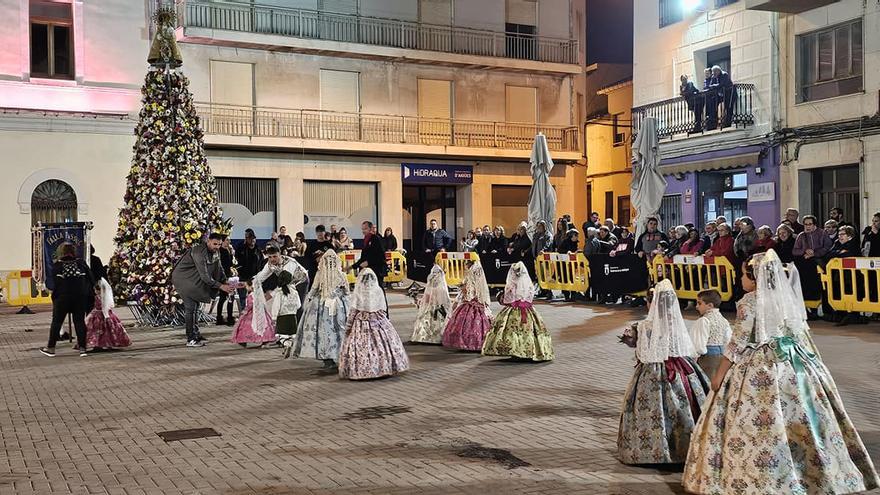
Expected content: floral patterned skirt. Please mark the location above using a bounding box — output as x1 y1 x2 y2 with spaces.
293 296 348 361
411 306 448 344
338 311 409 380
86 308 131 349
617 357 709 465
442 300 491 351
230 297 276 344
481 306 553 361
683 341 879 494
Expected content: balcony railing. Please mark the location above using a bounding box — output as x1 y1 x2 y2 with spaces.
175 0 578 65
195 103 580 152
632 83 756 140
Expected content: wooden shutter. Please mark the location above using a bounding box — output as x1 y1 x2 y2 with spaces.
320 69 359 113
418 79 452 118
505 86 537 123
506 0 536 26
210 61 254 106
419 0 452 25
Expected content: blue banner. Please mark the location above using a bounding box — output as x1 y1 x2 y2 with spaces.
41 223 90 291
401 163 473 184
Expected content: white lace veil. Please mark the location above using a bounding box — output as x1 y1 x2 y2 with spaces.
315 250 349 300
753 249 810 343
421 265 451 310
502 261 535 304
460 261 491 306
98 278 115 318
636 279 696 363
351 268 387 313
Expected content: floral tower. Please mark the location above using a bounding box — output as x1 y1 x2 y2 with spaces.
109 6 228 314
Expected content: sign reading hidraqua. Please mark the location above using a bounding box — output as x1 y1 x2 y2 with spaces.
401 163 473 184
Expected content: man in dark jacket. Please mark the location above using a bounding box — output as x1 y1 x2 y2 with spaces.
708 65 736 128
353 221 389 314
234 231 263 313
423 219 452 256
172 233 233 347
216 237 236 326
40 243 95 357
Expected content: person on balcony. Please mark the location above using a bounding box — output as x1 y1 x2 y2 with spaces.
680 74 703 133
707 65 736 129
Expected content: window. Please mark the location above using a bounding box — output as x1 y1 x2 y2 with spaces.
659 0 683 28
216 178 277 240
506 0 537 60
715 0 738 7
209 61 254 135
617 196 632 227
659 195 682 228
612 114 625 145
798 19 863 103
31 179 77 225
319 69 360 140
303 181 378 240
812 165 860 230
505 86 537 124
418 79 453 144
604 191 614 221
30 1 73 79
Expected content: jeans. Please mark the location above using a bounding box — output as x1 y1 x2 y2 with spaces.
48 300 87 349
183 296 201 342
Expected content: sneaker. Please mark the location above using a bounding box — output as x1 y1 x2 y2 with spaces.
79 350 88 357
39 347 55 357
186 340 205 347
197 336 208 343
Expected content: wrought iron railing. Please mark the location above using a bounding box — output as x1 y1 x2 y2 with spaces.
175 0 578 64
632 83 755 140
195 103 580 152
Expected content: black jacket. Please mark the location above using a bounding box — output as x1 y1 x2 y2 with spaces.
219 247 234 277
557 238 579 254
383 234 398 252
862 227 880 257
52 256 95 309
508 233 532 259
827 238 859 260
489 235 507 253
423 228 452 252
477 234 492 254
775 236 796 263
356 234 387 277
235 244 264 283
90 254 107 282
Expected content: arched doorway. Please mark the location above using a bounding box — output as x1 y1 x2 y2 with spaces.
31 179 78 225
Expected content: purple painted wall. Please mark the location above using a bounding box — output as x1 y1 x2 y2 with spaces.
658 144 780 228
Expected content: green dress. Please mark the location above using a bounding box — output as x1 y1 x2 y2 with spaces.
481 301 553 362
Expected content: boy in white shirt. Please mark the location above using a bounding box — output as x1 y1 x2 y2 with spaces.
690 289 732 377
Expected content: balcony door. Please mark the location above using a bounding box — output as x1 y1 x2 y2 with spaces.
319 69 360 140
505 85 537 149
419 0 452 51
506 0 537 60
209 61 254 135
319 0 359 42
418 79 453 145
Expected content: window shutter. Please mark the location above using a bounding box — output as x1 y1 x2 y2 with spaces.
418 79 452 119
321 0 358 14
320 69 359 113
506 0 536 26
505 86 537 123
210 61 254 106
420 0 452 25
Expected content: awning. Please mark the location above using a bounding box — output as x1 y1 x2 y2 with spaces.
659 151 760 175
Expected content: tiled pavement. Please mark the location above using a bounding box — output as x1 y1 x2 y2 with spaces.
1 294 879 495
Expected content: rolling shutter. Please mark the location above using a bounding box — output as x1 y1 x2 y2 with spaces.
505 86 537 123
506 0 536 26
210 61 254 106
419 0 452 25
320 69 359 113
418 79 452 118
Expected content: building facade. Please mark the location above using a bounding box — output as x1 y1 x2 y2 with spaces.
0 0 585 270
632 0 781 230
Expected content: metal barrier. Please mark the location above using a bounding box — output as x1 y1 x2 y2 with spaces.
434 252 480 287
0 270 51 306
821 257 880 313
651 255 736 302
340 250 407 285
535 252 589 292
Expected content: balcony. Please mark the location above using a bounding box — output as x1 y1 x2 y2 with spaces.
745 0 839 13
632 83 755 141
195 103 580 159
174 0 579 73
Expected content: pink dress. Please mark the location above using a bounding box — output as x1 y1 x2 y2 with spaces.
442 299 491 351
86 300 131 349
231 294 276 344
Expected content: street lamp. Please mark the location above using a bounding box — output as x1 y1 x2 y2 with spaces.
681 0 703 13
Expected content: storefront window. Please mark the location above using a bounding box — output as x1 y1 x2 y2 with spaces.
699 170 748 226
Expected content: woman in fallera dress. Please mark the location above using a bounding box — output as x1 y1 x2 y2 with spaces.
230 282 276 348
411 264 451 344
442 260 493 351
338 269 409 380
617 279 709 465
683 249 878 494
291 250 350 368
481 261 553 362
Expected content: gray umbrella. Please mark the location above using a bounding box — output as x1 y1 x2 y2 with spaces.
631 117 667 241
527 133 557 237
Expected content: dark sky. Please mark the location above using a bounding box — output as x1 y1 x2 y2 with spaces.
586 0 634 65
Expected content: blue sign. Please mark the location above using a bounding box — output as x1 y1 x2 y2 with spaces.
41 223 90 291
401 163 473 184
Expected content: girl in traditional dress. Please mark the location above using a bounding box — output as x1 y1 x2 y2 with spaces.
230 282 276 348
482 261 553 361
617 279 709 465
442 260 492 351
410 265 451 344
86 279 131 350
684 249 878 494
291 250 350 368
338 269 409 380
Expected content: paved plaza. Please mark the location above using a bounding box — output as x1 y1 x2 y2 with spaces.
1 293 879 495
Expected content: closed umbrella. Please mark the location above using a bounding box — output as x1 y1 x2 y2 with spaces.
631 117 667 242
527 133 557 237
